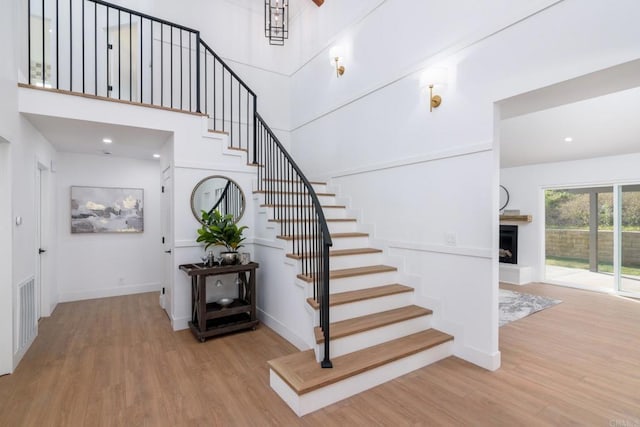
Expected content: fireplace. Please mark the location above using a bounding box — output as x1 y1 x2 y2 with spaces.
499 225 518 264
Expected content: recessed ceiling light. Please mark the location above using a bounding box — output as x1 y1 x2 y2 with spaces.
102 138 113 144
152 153 161 159
564 137 573 142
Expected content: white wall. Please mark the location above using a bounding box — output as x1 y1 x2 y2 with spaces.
287 0 640 369
56 152 163 301
0 0 19 376
501 152 640 282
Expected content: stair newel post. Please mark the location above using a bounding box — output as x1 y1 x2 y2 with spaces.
195 32 201 113
321 237 333 368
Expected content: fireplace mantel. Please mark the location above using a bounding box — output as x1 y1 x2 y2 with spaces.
500 215 532 223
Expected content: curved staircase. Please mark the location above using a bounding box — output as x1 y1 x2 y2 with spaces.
255 181 453 416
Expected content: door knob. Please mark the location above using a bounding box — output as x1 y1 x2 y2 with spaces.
38 248 46 254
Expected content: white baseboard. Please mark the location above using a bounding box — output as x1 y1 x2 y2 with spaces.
58 282 161 303
258 308 310 351
454 345 501 371
172 315 190 331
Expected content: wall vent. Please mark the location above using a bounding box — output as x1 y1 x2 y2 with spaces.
16 276 37 355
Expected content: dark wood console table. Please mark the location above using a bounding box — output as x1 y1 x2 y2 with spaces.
179 262 259 342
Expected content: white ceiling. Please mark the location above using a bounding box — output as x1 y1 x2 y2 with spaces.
23 114 172 161
500 59 640 168
500 86 640 168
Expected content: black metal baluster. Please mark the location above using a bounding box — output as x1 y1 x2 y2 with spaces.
118 10 121 99
140 17 143 103
129 13 132 101
170 26 173 108
150 20 153 105
238 76 241 149
106 7 109 96
223 67 226 133
213 55 216 129
188 32 191 111
195 34 200 113
160 24 163 106
230 75 233 147
55 0 58 88
82 0 85 93
41 0 44 88
69 0 72 90
179 29 182 110
28 0 31 85
94 2 96 94
204 49 207 115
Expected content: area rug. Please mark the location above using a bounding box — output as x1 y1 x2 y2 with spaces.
499 289 562 327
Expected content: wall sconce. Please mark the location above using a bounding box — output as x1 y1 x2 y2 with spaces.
329 46 345 77
420 67 448 112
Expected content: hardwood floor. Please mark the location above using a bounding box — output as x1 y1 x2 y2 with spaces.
1 284 638 426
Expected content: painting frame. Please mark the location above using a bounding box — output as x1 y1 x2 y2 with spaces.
70 186 144 234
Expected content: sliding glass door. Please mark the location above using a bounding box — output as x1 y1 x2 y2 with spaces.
545 184 640 297
618 185 640 295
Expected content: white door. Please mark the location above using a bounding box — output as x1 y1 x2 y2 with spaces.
161 168 173 318
35 165 47 320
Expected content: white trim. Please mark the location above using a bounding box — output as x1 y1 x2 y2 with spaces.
58 282 161 303
389 240 492 260
257 308 310 351
270 340 453 416
453 346 501 371
252 237 285 250
171 315 190 331
328 142 492 179
174 162 256 174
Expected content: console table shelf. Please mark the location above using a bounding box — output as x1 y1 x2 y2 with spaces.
179 262 259 342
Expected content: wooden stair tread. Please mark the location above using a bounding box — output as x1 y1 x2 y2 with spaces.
262 178 326 185
268 329 452 395
278 232 368 241
286 247 382 260
254 190 335 196
306 284 413 309
297 264 396 282
314 305 432 343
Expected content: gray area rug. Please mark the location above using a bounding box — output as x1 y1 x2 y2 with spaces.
499 289 562 327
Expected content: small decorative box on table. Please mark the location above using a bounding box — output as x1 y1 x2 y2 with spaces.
179 262 259 342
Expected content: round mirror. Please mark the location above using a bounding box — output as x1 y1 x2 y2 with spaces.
499 185 510 211
191 175 246 224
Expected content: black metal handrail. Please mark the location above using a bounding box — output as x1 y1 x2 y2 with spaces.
26 0 333 368
199 40 256 160
28 0 201 111
255 113 333 368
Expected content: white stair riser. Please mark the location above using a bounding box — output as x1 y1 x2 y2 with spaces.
272 220 357 235
329 271 398 293
270 340 453 416
315 315 432 361
311 292 414 324
258 183 328 194
282 236 369 253
258 194 337 205
328 252 383 270
263 206 348 219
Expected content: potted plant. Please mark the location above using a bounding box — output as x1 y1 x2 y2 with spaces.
196 210 248 265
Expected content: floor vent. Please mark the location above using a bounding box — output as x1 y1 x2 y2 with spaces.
17 276 37 353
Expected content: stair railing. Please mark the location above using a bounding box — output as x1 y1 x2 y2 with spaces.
255 113 333 368
26 0 333 368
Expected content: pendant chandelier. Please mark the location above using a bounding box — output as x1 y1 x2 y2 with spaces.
264 0 289 46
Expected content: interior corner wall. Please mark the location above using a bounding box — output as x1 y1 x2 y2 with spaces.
56 152 163 302
288 0 640 369
500 152 640 282
0 0 19 377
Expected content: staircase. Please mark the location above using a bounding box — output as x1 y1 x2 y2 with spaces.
255 180 453 416
25 0 454 416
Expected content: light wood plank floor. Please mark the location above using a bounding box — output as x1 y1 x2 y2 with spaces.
1 283 639 426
